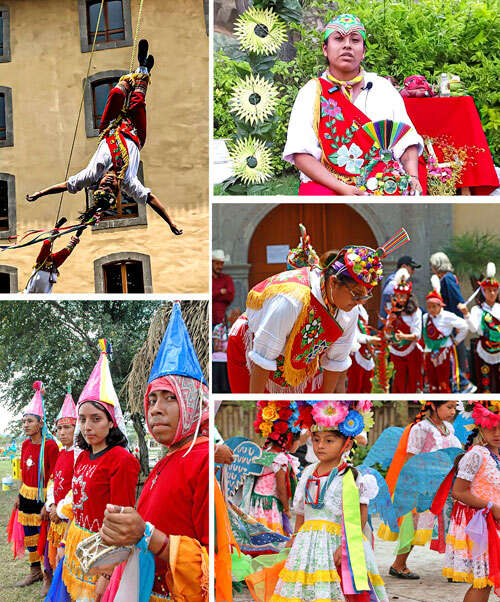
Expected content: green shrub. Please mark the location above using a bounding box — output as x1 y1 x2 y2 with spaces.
214 0 500 185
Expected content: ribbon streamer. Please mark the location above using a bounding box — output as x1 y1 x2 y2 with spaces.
342 469 369 592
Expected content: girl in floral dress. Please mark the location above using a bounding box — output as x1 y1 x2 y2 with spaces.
271 400 388 602
250 401 300 535
443 400 500 601
380 400 461 579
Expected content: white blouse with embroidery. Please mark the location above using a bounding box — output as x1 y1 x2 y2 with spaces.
246 268 359 374
283 71 424 183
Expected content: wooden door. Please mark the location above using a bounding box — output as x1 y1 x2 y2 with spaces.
247 204 381 327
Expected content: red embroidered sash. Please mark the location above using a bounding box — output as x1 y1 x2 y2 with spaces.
481 311 500 354
105 130 129 174
316 78 408 195
389 314 413 352
248 268 344 388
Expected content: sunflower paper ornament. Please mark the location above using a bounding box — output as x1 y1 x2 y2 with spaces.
229 74 279 125
234 7 287 55
229 136 273 184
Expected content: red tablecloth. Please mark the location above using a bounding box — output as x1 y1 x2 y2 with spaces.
404 96 499 195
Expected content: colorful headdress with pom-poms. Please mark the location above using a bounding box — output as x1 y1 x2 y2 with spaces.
327 228 411 289
426 274 445 306
462 400 500 429
478 262 499 290
254 400 301 451
287 224 410 289
393 267 412 295
308 400 373 437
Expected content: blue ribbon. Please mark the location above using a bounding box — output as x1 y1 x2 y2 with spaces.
136 524 156 602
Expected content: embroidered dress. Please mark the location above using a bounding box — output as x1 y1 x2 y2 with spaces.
62 445 140 601
271 464 388 602
249 452 300 536
465 303 500 393
45 447 75 569
387 309 423 393
227 267 358 393
443 445 500 588
347 306 374 393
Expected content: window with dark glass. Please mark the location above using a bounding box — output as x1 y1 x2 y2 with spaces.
0 271 10 292
91 78 119 130
103 260 144 293
87 0 125 44
0 179 8 230
0 94 5 141
0 11 4 56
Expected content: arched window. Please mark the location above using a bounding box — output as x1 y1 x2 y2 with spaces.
0 6 11 63
94 252 153 293
78 0 133 53
0 86 13 147
0 173 16 240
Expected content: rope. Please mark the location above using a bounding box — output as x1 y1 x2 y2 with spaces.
129 0 145 72
54 0 106 226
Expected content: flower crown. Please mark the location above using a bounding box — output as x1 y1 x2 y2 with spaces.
254 400 301 448
462 400 500 429
307 400 373 438
287 224 410 289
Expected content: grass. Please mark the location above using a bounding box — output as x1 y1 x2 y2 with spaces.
0 457 45 601
214 174 300 196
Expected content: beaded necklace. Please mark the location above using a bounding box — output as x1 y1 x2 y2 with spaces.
487 448 500 472
320 274 339 319
305 462 347 509
425 416 450 437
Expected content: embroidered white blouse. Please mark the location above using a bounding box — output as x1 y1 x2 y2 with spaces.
422 310 468 350
246 268 359 374
283 71 424 183
464 302 500 364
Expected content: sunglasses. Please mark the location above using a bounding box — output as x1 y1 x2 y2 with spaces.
341 282 373 302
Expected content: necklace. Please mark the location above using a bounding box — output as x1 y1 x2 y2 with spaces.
320 274 338 319
487 448 500 472
425 416 449 436
149 455 171 489
305 462 346 509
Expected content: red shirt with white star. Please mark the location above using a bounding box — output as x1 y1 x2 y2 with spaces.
21 438 59 489
72 445 140 533
53 448 75 504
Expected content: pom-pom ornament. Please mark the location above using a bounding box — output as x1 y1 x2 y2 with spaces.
229 74 279 126
234 8 287 56
229 136 273 184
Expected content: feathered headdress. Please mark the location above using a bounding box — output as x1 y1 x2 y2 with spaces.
478 262 499 290
393 267 412 295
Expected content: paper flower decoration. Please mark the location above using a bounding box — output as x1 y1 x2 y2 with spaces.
472 403 500 429
229 136 273 184
356 400 372 413
229 74 279 125
312 400 349 428
338 410 365 437
363 410 374 432
234 8 287 55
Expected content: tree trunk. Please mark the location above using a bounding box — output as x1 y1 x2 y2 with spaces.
131 412 149 477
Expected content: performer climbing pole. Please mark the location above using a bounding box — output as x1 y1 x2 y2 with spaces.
24 218 84 294
26 39 183 236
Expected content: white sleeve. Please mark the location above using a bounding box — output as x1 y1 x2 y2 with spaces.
283 79 322 165
410 309 422 337
406 422 427 455
382 80 424 159
450 313 468 345
45 481 55 509
121 176 151 205
356 472 379 505
457 447 483 481
465 306 482 334
321 310 358 373
247 295 303 371
67 141 111 193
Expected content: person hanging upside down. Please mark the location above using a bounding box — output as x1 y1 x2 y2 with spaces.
24 218 83 294
25 40 183 236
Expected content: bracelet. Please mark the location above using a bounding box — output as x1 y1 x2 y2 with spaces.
58 543 66 549
99 573 111 581
155 535 169 557
409 175 419 179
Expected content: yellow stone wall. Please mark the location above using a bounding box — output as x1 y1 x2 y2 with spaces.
0 0 208 293
453 204 498 237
